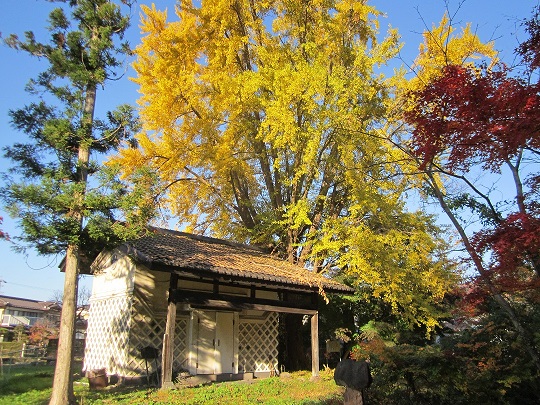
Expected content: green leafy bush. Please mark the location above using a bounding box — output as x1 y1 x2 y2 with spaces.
351 320 540 405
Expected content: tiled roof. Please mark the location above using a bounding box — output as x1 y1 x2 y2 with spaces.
0 295 60 311
120 228 354 294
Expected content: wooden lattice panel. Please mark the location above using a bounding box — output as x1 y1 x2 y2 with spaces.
84 295 132 376
85 294 189 378
238 312 279 373
127 305 188 377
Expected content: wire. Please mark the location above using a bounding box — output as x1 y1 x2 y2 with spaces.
1 280 57 292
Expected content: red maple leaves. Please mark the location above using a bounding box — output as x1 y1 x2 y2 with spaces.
406 64 540 172
474 212 540 295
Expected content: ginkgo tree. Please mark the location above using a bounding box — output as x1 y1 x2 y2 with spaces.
115 0 458 369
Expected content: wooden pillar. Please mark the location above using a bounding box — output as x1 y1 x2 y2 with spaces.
161 273 178 389
311 312 319 378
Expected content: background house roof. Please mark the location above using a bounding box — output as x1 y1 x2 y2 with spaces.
0 295 60 311
117 228 354 294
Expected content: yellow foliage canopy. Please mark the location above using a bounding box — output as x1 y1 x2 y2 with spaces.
400 13 497 98
113 0 459 331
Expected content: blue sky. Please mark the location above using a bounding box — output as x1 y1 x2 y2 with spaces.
0 0 536 301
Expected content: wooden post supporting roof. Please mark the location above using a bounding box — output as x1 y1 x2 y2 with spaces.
311 312 319 378
161 273 178 389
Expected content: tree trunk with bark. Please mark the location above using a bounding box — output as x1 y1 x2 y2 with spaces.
425 168 540 373
49 89 92 405
49 245 79 405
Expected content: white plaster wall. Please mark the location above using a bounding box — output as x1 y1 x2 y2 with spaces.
256 290 278 300
83 295 132 376
90 250 136 301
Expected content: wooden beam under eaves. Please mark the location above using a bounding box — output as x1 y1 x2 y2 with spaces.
171 289 318 315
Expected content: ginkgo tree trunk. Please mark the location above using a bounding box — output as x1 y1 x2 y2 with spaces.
3 1 155 404
115 0 459 369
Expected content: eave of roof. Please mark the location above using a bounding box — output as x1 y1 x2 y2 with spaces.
118 228 354 295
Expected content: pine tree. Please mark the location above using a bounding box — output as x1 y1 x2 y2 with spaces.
2 1 154 403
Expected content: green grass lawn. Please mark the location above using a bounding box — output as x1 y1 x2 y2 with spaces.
0 364 344 405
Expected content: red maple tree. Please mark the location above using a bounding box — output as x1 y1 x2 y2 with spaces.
402 4 540 373
406 63 540 293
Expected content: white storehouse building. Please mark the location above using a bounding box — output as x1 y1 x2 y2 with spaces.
83 228 353 386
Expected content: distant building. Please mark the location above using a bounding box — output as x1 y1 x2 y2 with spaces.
0 295 61 329
75 304 90 340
